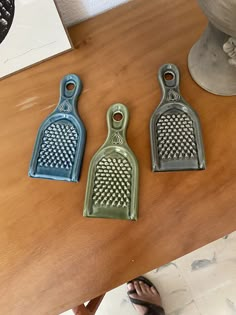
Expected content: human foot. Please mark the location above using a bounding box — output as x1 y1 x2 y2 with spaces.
127 277 164 315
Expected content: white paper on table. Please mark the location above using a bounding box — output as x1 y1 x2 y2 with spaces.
0 0 72 78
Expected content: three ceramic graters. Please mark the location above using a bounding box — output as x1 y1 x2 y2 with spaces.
29 63 206 221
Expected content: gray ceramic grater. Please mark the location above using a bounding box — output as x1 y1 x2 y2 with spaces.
150 64 206 172
29 74 86 182
83 103 139 220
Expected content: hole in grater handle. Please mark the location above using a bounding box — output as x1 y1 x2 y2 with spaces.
164 72 174 80
66 83 75 91
113 112 123 121
164 71 175 87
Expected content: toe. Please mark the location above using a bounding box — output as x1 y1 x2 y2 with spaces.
134 281 142 295
140 282 150 293
127 282 138 298
127 282 134 291
146 284 154 294
151 286 158 295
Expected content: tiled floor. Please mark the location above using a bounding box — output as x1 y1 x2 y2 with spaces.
61 231 236 315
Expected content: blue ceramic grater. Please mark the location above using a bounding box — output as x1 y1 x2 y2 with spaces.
29 74 86 182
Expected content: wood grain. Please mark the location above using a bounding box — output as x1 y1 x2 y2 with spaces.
0 0 235 314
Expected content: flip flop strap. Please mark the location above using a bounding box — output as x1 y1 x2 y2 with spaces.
129 297 165 315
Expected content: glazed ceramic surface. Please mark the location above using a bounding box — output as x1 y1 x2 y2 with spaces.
150 64 205 172
83 104 139 220
188 0 236 95
29 74 86 182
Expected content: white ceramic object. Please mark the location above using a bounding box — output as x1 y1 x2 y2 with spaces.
188 0 236 95
0 0 72 79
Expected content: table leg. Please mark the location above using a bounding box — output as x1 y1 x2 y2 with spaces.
72 295 105 315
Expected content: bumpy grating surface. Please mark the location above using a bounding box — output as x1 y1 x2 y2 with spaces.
37 123 78 169
0 0 15 44
92 157 132 208
157 112 197 160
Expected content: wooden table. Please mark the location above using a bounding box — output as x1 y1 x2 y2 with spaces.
0 0 235 314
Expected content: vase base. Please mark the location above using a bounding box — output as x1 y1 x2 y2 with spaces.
188 23 236 96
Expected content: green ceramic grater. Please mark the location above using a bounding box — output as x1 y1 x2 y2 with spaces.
83 103 139 220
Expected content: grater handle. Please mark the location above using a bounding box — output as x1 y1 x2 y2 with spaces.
57 74 83 113
158 64 181 102
105 103 129 146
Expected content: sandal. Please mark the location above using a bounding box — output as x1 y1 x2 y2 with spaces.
127 276 165 315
